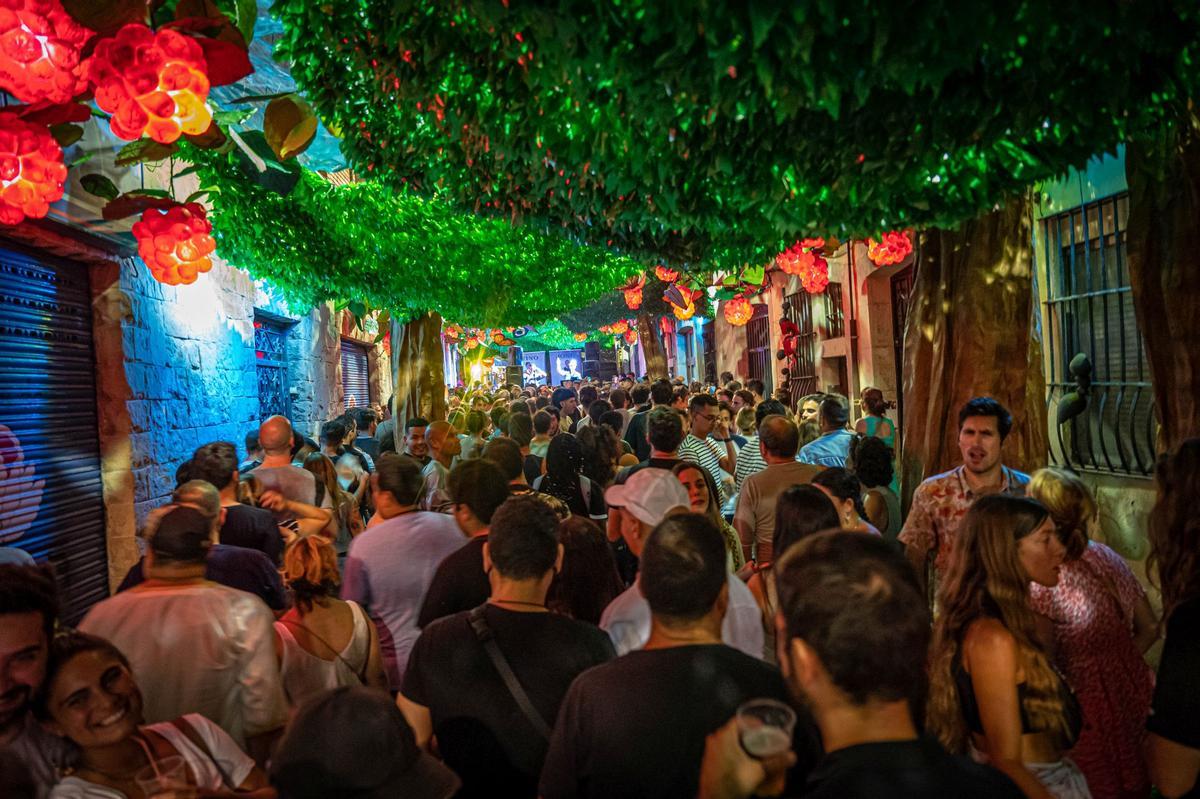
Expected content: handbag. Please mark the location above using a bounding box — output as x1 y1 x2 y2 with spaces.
467 604 553 740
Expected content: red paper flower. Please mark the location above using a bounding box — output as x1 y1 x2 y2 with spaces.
573 332 587 342
0 112 65 224
867 230 913 266
611 319 629 335
620 272 646 310
723 296 754 326
443 323 462 341
87 24 212 143
654 265 679 283
623 329 637 345
0 0 92 104
132 201 216 285
775 238 829 295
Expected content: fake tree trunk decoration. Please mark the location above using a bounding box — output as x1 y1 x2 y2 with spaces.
637 309 668 380
391 311 446 424
1125 113 1200 452
899 195 1048 504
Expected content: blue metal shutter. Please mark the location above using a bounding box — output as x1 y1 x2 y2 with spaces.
340 340 371 409
0 245 107 622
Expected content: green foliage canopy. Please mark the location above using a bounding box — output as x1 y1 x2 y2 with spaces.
185 145 643 327
274 0 1200 265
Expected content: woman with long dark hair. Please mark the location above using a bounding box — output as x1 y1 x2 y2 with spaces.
577 424 621 489
812 467 881 536
849 435 901 541
672 461 744 572
547 516 625 625
532 433 606 521
1147 439 1200 799
927 495 1085 798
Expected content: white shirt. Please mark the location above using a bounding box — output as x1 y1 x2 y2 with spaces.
49 714 254 798
599 574 764 658
80 584 286 748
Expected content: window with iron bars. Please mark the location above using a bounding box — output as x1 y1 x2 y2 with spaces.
1041 193 1155 476
823 282 845 338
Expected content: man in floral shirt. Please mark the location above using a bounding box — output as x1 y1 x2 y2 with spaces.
899 397 1030 601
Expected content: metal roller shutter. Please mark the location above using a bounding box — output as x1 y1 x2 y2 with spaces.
0 245 107 622
340 340 371 409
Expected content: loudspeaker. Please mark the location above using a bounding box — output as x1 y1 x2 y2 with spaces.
582 359 599 379
584 341 601 362
509 345 523 362
505 365 523 386
599 361 618 380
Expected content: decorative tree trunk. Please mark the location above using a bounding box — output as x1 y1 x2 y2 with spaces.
391 311 447 423
1125 113 1200 452
899 194 1048 504
638 309 668 379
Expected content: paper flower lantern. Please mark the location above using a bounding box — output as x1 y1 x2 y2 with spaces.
443 323 462 342
611 319 629 335
132 201 216 285
665 283 702 320
573 332 587 342
723 296 754 326
867 230 913 266
654 265 679 283
87 24 212 143
0 0 93 104
0 112 65 224
623 329 637 345
776 238 829 295
620 273 646 310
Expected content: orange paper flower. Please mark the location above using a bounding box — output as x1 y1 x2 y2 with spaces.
623 329 637 345
0 112 65 224
654 265 679 283
0 0 92 104
723 296 754 326
573 332 587 342
611 320 629 335
776 238 829 294
132 201 216 285
867 230 913 266
87 24 212 143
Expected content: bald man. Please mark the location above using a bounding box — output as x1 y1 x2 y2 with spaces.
254 415 325 511
732 415 822 565
420 421 461 513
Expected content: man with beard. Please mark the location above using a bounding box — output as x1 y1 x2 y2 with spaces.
696 533 1022 798
898 397 1030 598
0 565 71 797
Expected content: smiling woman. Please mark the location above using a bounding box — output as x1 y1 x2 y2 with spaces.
33 630 276 799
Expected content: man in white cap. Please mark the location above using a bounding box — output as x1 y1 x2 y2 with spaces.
599 469 764 658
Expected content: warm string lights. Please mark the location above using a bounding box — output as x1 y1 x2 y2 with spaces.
0 112 66 224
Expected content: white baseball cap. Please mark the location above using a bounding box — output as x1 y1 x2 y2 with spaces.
604 468 691 526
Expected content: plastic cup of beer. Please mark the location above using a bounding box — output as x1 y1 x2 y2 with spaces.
736 698 796 759
134 755 190 798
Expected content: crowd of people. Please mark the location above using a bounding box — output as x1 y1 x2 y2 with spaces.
1 373 1198 799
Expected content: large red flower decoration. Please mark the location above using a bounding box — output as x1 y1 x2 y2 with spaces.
776 238 829 294
623 329 637 345
620 273 646 310
654 264 679 283
0 112 65 224
132 201 216 285
867 230 913 266
0 0 92 104
611 319 629 335
87 24 212 143
723 296 754 326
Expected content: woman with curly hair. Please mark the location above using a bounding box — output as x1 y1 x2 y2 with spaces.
812 467 881 536
576 424 621 489
1026 467 1156 799
274 537 387 709
1147 439 1200 799
849 434 901 540
672 461 745 572
927 494 1085 799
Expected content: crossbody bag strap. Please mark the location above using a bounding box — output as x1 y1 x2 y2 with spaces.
167 717 235 790
467 604 553 740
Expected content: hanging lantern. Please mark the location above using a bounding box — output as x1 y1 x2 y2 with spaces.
598 324 612 335
131 201 216 285
723 296 754 326
867 230 913 266
443 323 462 342
776 238 829 295
0 0 93 104
664 282 701 320
620 272 646 310
623 328 637 345
654 264 679 283
611 319 629 335
87 24 212 144
0 112 66 225
573 332 587 343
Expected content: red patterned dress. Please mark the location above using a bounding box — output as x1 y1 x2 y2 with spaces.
1029 541 1154 799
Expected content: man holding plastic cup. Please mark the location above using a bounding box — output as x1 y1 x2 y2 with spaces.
698 533 1024 799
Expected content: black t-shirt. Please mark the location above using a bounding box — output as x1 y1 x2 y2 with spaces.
402 605 615 798
117 544 287 610
801 737 1023 798
416 536 490 629
523 453 544 485
539 644 820 799
1149 597 1200 799
623 409 651 462
219 503 282 564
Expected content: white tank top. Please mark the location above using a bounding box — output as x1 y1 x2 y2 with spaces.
275 601 371 709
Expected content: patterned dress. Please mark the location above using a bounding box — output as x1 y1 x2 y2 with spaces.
1029 542 1154 799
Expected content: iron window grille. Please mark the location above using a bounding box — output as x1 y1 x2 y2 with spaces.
824 282 846 338
1041 192 1155 476
782 291 818 404
745 304 774 398
254 312 292 421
